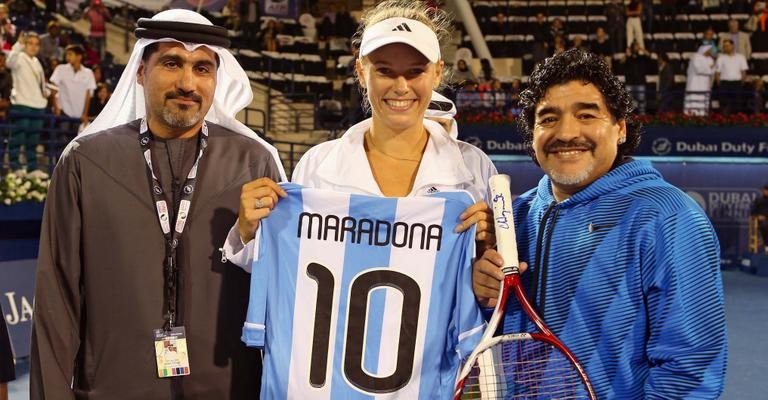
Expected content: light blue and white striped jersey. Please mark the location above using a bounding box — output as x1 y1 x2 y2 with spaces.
243 183 484 399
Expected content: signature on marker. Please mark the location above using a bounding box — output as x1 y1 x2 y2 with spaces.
492 193 512 230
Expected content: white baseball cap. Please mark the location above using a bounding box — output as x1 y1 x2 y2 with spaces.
359 17 441 63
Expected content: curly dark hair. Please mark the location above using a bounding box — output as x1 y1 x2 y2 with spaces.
518 48 642 165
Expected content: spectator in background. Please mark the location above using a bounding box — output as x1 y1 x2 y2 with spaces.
0 52 11 120
82 40 100 66
335 3 356 39
626 0 645 49
751 184 768 254
720 19 751 59
257 19 279 52
591 26 612 68
657 52 675 112
684 44 715 115
549 18 567 48
749 78 766 114
44 55 59 79
0 4 16 51
82 0 111 58
744 2 764 33
90 64 113 91
622 40 651 114
1 303 15 400
221 0 240 31
7 31 50 171
571 35 586 50
91 63 104 84
531 12 551 65
700 26 718 56
50 44 97 128
478 58 495 83
451 58 476 85
490 10 508 35
605 0 625 55
508 78 522 115
552 35 567 56
39 21 63 69
317 2 336 40
240 0 260 46
88 82 109 121
487 78 506 109
715 39 748 114
456 79 482 110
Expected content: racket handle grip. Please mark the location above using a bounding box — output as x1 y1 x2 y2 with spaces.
489 174 519 274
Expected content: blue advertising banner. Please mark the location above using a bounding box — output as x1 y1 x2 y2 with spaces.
460 125 768 158
494 159 768 264
0 259 36 359
0 202 43 262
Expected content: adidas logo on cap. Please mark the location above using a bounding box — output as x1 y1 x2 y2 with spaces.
392 23 412 32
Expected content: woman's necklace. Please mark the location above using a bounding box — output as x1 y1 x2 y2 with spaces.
365 131 425 163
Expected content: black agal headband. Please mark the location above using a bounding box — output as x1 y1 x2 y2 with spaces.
134 18 231 48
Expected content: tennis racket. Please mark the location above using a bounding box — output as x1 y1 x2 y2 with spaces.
454 174 597 400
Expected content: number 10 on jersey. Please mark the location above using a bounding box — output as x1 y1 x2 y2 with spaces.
306 262 422 393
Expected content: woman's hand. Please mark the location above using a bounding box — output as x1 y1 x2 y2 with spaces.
237 177 287 243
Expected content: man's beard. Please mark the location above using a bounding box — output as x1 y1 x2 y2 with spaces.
546 161 595 187
542 139 596 187
161 106 201 129
161 90 203 128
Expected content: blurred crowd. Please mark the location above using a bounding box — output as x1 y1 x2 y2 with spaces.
1 0 123 172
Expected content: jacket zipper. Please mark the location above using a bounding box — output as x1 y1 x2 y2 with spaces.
532 201 559 318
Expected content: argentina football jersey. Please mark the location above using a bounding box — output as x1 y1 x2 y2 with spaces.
243 183 484 399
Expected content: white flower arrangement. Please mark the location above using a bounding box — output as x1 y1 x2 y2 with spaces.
1 169 50 205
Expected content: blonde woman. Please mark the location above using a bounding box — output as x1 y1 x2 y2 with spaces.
225 2 499 397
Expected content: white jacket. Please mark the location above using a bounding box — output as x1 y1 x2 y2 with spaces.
7 41 48 109
223 118 497 270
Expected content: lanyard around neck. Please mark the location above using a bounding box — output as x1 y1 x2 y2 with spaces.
139 118 209 329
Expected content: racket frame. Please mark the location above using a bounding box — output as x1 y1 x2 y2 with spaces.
453 174 597 400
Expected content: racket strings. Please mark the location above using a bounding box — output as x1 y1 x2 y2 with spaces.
460 339 590 400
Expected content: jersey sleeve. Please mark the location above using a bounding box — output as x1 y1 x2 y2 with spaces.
452 227 485 360
242 224 268 347
641 208 727 398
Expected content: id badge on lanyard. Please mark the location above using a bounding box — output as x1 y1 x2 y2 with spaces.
139 119 208 377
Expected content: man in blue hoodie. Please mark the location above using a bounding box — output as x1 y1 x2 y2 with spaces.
472 49 727 399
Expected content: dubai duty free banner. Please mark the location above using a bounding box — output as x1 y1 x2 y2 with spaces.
459 125 768 158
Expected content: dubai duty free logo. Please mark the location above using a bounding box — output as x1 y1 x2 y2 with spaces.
651 138 672 156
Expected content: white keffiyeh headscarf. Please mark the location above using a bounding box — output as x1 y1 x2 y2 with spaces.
425 91 458 139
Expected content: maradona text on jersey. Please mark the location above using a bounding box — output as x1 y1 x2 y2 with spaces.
297 212 443 251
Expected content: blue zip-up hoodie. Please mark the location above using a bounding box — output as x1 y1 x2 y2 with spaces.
504 159 727 399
